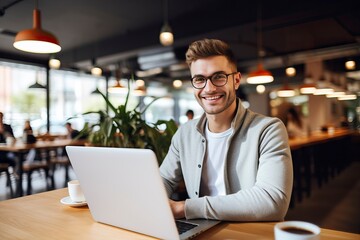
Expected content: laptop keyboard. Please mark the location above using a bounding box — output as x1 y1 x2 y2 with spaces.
176 220 198 234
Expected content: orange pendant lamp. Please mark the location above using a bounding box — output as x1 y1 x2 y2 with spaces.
247 62 274 84
246 3 273 84
14 2 61 54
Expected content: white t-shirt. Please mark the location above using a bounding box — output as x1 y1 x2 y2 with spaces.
200 124 233 196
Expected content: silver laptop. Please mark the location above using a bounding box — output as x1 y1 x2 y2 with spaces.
66 146 220 240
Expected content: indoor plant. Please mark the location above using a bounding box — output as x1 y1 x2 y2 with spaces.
78 81 177 165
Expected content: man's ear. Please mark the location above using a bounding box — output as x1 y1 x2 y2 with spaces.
235 72 242 90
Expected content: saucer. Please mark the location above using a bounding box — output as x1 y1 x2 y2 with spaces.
60 196 87 207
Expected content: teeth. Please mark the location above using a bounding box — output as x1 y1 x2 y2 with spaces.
204 95 221 100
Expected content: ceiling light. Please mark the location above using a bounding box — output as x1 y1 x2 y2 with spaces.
29 72 46 89
313 88 334 95
256 84 266 94
29 81 46 89
134 80 147 96
108 80 127 94
345 60 356 70
108 68 127 94
159 0 174 46
277 85 295 97
14 1 61 54
246 4 273 84
338 94 357 101
91 59 102 76
313 78 334 95
91 66 102 76
49 55 61 69
300 75 316 94
247 63 274 84
285 67 296 77
160 24 174 46
300 84 316 94
326 91 345 98
173 80 182 88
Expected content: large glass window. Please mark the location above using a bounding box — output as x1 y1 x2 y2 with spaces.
0 61 46 137
0 60 195 138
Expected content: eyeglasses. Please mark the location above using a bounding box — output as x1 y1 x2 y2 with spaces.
191 72 237 89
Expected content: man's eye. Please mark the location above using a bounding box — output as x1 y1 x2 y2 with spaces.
213 74 226 80
194 77 206 82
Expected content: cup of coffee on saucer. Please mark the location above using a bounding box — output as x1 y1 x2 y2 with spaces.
274 221 320 240
68 180 86 202
60 180 87 207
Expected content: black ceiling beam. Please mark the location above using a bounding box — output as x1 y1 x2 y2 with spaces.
0 50 48 67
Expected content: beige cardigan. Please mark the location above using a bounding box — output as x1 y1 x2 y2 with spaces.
160 98 293 221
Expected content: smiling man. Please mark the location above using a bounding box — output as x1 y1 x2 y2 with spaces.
160 39 293 221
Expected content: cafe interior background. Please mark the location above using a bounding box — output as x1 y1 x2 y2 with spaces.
0 0 359 137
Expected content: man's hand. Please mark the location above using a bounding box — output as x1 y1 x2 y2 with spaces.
169 199 185 219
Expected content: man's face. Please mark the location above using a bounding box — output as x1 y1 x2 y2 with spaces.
190 56 241 115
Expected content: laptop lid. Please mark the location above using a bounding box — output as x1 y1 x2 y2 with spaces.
65 146 220 240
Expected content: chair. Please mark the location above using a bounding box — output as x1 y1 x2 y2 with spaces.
50 148 72 187
0 163 14 198
22 149 55 195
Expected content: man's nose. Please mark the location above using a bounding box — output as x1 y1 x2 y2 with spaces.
204 79 217 91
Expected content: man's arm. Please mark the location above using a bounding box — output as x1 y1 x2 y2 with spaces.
169 199 185 219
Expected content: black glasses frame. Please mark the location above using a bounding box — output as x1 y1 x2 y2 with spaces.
191 72 237 89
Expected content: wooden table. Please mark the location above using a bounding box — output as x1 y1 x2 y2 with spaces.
288 128 356 150
0 139 85 197
0 189 358 240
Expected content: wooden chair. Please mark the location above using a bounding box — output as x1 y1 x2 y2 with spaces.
22 149 55 195
50 152 72 187
0 163 14 198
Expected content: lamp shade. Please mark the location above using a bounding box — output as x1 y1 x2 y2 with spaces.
134 85 147 96
14 9 61 54
246 63 274 84
277 85 295 97
300 83 316 94
108 80 127 94
29 81 46 89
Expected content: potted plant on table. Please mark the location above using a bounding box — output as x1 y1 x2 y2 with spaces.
77 81 177 165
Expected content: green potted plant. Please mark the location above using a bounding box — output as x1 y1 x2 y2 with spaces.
77 80 177 165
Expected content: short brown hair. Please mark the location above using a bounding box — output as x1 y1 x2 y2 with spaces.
185 39 237 69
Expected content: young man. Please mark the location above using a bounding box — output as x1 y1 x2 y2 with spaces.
160 39 293 221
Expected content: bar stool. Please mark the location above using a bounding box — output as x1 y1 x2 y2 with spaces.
0 163 14 198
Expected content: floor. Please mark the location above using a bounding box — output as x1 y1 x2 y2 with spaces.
1 161 359 234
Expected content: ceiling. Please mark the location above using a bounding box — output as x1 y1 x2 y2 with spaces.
1 0 360 84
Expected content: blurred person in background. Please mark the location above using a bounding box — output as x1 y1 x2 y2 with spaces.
186 109 194 121
65 122 80 139
23 120 37 144
285 107 307 138
0 112 16 167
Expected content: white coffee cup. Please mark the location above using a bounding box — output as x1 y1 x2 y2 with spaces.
67 180 86 203
274 221 320 240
